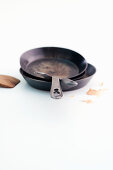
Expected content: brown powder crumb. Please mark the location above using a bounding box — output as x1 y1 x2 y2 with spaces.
101 88 108 92
87 88 101 96
82 99 93 104
70 95 75 98
86 88 107 96
100 82 104 87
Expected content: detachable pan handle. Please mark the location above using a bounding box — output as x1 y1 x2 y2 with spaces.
50 77 63 99
60 78 78 90
61 78 78 86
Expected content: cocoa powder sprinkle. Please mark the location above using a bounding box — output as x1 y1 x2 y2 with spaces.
82 99 93 104
86 88 107 96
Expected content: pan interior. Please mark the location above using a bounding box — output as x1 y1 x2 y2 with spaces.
27 58 79 79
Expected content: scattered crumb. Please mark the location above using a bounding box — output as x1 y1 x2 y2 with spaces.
70 95 75 98
82 99 93 104
87 88 101 96
100 82 104 87
86 88 107 96
87 89 100 96
101 88 108 91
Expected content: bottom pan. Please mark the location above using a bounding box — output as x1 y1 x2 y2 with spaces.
20 63 96 91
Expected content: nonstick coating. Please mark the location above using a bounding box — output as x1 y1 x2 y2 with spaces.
20 63 96 91
20 47 87 79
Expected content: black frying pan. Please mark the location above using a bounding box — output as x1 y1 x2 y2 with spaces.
20 47 87 98
20 63 96 92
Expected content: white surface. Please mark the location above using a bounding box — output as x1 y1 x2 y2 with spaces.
0 0 113 169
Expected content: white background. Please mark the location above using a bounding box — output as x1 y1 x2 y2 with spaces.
0 0 113 169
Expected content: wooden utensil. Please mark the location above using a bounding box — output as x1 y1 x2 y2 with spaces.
0 75 20 88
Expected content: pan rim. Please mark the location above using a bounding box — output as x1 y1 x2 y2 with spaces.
20 46 88 78
20 63 96 82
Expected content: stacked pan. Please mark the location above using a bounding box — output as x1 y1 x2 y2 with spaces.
20 47 96 99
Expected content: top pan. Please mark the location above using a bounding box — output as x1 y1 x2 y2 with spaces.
20 47 87 80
